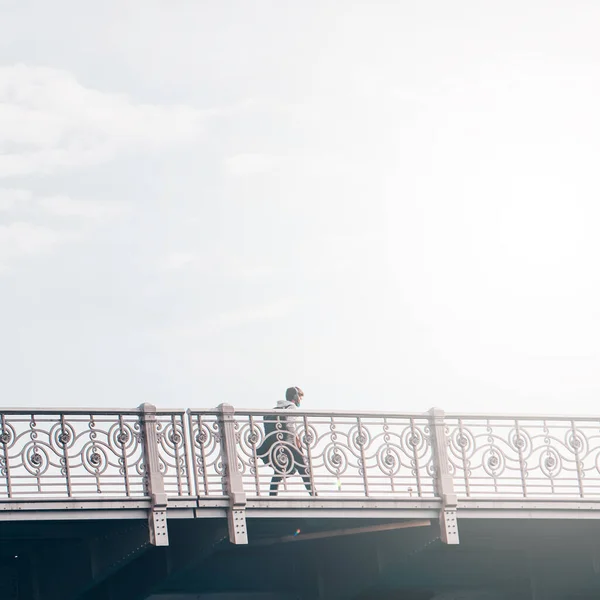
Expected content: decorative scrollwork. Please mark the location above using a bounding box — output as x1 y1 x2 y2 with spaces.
82 443 108 474
508 428 532 456
49 423 76 451
348 424 371 452
324 445 348 475
482 448 505 477
444 417 600 498
156 415 191 496
449 427 476 459
0 412 146 498
401 425 429 458
376 445 402 476
188 415 222 496
269 443 296 474
566 429 587 456
22 444 49 476
107 422 138 456
0 423 15 448
298 423 319 450
540 448 562 478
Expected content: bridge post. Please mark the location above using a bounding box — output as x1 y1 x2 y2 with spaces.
429 407 459 545
139 402 169 546
217 403 248 545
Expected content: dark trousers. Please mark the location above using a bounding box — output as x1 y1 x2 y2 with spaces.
269 445 316 497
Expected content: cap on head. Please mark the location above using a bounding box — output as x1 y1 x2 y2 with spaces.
286 386 304 404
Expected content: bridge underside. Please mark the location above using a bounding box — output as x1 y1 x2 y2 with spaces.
2 517 600 599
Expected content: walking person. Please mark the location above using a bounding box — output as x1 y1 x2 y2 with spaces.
257 386 316 496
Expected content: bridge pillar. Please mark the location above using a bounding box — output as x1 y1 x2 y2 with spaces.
429 407 459 545
218 403 248 545
140 402 169 547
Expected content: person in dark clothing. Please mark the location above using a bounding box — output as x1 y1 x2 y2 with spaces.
257 386 316 497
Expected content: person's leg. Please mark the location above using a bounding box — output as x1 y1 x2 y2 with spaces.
269 444 295 496
269 474 282 496
291 447 316 496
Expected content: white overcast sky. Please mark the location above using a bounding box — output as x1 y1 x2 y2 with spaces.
1 1 600 414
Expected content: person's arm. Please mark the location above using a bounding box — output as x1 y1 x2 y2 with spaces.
285 405 303 450
291 407 302 450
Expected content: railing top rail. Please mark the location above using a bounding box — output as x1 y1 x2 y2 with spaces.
0 407 188 416
190 407 600 422
444 411 600 422
2 406 600 422
188 407 431 418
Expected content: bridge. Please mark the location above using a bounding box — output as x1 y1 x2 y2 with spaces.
2 404 600 599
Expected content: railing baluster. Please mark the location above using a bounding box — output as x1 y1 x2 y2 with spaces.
409 417 422 498
170 414 182 496
118 414 130 497
457 418 470 498
88 414 101 494
249 415 261 496
303 414 316 497
357 416 369 497
59 414 72 498
515 419 527 498
194 413 210 496
542 419 555 495
571 419 584 498
29 413 42 495
188 412 200 496
1 413 12 498
181 411 193 497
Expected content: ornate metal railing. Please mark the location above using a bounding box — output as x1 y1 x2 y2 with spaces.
4 407 600 501
223 410 436 498
0 409 146 498
3 405 600 544
4 406 600 501
445 415 600 499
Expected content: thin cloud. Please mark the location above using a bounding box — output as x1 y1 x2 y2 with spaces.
210 300 295 329
0 188 129 268
0 221 77 265
0 64 220 177
0 189 32 211
224 153 282 177
152 299 297 340
37 195 128 219
158 251 202 271
0 188 128 220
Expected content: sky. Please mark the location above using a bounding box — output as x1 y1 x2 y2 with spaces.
1 1 600 414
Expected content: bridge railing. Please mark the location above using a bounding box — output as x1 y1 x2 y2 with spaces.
217 409 436 498
0 409 147 498
3 406 600 503
445 414 600 499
